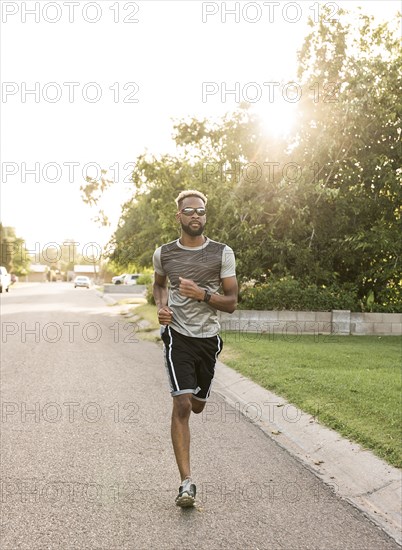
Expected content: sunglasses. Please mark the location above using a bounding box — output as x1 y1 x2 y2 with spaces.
180 207 206 216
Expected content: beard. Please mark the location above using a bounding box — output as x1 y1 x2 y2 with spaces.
181 220 205 237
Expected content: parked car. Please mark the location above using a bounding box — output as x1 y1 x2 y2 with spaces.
0 266 11 293
112 273 127 285
74 276 90 288
124 274 140 285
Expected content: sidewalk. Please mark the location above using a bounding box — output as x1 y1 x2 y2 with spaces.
213 361 402 546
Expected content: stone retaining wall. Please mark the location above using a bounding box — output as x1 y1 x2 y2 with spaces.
217 310 402 336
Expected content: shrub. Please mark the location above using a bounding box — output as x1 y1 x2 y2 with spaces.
146 283 155 305
239 278 360 311
136 273 152 285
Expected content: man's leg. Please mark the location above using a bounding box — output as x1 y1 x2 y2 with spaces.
171 394 193 481
171 394 203 507
191 396 206 414
171 394 206 479
171 393 205 481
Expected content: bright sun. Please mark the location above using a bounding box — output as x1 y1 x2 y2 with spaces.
254 101 297 138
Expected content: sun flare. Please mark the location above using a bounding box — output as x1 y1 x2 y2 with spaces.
254 101 297 138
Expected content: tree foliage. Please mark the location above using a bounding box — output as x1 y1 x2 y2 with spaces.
82 9 401 311
0 225 31 275
293 9 402 307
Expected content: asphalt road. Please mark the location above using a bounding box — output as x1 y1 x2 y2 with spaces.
1 283 400 550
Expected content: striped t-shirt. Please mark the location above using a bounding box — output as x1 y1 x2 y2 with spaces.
153 237 236 338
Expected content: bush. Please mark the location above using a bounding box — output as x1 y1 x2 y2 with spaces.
239 278 361 311
146 283 155 305
136 273 152 285
368 285 402 313
370 303 402 313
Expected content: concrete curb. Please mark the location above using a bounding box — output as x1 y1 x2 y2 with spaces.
95 290 118 306
95 289 147 308
213 361 402 546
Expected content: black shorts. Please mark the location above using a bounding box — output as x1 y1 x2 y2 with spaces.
161 326 223 401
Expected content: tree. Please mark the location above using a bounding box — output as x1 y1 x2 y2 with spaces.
83 8 401 309
0 225 31 275
293 8 402 305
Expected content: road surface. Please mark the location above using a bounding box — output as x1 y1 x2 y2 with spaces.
1 283 400 549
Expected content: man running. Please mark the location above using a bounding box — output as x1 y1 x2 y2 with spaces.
153 190 238 507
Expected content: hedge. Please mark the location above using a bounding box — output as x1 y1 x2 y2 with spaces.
239 279 360 311
239 278 402 313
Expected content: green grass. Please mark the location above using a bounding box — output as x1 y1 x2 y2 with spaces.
117 297 147 305
134 304 402 467
132 304 160 330
221 333 402 468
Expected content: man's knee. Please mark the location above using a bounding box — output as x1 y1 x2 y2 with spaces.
172 395 193 419
192 399 206 414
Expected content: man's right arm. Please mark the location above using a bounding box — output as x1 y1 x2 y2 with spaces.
153 272 173 325
153 272 168 310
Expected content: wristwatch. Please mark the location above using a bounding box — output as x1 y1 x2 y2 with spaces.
198 289 212 303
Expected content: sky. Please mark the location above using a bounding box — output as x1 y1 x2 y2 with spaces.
1 0 400 259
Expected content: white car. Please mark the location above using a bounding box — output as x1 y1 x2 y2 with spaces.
112 273 127 285
124 274 140 285
0 266 11 293
74 276 90 288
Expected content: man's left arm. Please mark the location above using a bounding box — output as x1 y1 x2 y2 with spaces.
178 276 238 314
209 276 238 313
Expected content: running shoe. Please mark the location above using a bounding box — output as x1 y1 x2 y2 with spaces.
175 478 196 507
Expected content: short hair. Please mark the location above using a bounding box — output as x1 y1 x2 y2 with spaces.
175 190 208 209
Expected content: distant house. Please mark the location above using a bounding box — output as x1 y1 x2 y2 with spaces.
67 265 99 281
26 264 48 282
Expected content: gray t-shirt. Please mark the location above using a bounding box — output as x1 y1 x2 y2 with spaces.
153 237 236 338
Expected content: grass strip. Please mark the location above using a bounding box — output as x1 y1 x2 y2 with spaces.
132 304 161 331
221 332 402 468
